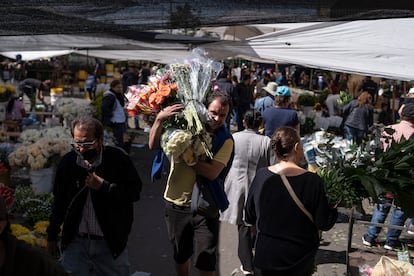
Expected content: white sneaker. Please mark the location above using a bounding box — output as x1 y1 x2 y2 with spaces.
407 224 414 235
240 265 254 275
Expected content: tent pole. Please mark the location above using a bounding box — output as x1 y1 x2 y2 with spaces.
392 90 395 123
309 69 313 90
275 61 278 76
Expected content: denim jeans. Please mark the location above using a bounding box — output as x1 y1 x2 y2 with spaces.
61 236 130 276
366 203 407 242
345 125 365 145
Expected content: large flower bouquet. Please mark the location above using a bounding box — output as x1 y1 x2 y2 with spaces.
0 84 16 102
8 127 72 170
161 48 223 162
127 48 222 163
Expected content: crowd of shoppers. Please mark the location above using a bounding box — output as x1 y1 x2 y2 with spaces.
4 57 414 276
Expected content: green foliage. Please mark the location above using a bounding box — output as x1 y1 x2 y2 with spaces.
316 89 329 105
316 136 370 207
91 91 104 120
162 113 188 130
316 125 414 216
337 91 352 107
13 185 53 226
297 94 316 106
168 3 201 34
300 117 315 136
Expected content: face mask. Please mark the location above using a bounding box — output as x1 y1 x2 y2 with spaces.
81 148 98 161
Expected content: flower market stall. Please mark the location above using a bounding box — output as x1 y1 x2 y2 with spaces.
303 125 414 217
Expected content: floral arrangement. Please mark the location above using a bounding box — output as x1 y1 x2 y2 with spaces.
0 84 16 102
127 48 222 162
6 184 56 248
11 221 49 247
161 128 211 165
13 185 53 225
124 69 179 117
164 48 223 160
54 98 95 127
8 126 72 170
313 126 414 216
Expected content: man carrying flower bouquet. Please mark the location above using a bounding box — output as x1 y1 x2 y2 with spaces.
149 91 234 276
46 116 142 276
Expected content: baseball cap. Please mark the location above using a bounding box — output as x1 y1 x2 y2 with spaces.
275 86 291 97
407 87 414 95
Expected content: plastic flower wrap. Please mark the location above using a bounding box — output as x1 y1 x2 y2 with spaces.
168 48 223 158
125 70 181 126
125 84 156 116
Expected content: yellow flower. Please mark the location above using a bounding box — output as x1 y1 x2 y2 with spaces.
18 234 37 246
35 237 48 248
34 220 49 235
11 223 31 236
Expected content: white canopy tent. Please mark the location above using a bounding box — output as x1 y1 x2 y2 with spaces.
248 18 414 81
2 18 414 80
74 49 191 64
0 34 192 63
206 18 414 81
1 50 75 61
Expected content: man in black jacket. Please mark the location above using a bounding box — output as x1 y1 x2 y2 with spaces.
47 116 142 276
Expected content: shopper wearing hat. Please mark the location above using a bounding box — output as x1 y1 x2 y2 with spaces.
254 82 277 115
262 85 300 137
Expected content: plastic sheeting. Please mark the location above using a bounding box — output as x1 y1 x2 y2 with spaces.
247 18 414 81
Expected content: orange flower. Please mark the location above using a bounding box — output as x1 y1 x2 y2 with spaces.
158 84 172 97
155 93 165 105
169 84 178 91
149 93 159 109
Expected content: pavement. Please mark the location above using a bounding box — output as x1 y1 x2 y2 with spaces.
126 128 414 276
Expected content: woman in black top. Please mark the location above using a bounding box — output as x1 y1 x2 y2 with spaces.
245 127 337 276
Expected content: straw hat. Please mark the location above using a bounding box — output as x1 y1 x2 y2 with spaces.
262 82 278 95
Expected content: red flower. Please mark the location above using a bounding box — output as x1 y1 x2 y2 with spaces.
0 185 14 209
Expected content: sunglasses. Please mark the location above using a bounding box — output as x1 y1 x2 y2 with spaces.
71 140 96 149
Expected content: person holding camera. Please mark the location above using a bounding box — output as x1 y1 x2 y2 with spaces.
47 116 142 276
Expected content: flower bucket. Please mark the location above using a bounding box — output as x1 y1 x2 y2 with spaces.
30 167 54 195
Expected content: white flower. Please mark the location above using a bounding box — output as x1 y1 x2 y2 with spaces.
161 128 192 159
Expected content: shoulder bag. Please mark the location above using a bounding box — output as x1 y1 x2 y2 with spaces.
280 173 314 223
